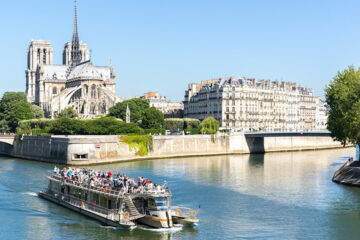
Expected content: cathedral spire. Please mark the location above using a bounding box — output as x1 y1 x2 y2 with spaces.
71 0 82 67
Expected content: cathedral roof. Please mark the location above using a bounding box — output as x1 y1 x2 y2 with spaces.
67 61 110 81
41 65 68 81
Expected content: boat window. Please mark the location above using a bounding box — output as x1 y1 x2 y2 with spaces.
154 197 168 210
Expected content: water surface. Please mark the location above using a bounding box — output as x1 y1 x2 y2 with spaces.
0 148 358 239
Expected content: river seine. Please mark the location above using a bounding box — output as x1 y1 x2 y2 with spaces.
0 148 359 239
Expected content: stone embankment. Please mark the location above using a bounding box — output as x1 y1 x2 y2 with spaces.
0 133 344 165
332 160 360 186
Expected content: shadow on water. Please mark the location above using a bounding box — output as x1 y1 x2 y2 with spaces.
248 153 265 167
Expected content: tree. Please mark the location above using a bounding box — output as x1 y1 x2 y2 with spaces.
108 98 150 123
0 92 34 132
200 117 219 134
31 104 44 119
141 107 165 130
325 66 360 147
58 107 78 119
0 119 10 133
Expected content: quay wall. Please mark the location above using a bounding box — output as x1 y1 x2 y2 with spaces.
0 133 344 165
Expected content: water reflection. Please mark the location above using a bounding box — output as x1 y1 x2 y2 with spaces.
0 147 359 239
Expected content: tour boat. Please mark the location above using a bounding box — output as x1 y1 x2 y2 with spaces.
38 168 199 229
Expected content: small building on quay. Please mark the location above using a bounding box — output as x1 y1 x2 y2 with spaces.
183 77 328 131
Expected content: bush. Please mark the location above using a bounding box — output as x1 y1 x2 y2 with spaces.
119 135 152 156
48 118 84 135
200 117 219 134
165 118 200 132
184 118 200 130
184 126 200 135
32 128 50 136
165 118 184 131
143 128 165 135
15 123 32 140
18 118 53 129
47 116 143 135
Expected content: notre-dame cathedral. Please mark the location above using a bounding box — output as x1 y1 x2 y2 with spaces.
25 1 121 118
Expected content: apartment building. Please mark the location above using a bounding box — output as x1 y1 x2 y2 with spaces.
184 77 325 131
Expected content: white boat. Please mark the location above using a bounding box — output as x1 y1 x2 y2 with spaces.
39 169 199 229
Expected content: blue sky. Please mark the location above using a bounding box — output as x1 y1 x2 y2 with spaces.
0 0 360 101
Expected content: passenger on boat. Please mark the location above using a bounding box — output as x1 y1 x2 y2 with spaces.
53 167 167 195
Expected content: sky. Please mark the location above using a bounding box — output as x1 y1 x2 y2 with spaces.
1 0 360 101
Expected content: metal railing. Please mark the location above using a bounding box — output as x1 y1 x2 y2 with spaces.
172 206 198 219
48 173 171 197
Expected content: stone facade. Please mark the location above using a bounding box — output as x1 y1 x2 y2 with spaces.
184 77 326 131
25 2 121 118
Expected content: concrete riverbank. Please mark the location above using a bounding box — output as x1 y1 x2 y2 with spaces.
0 132 345 165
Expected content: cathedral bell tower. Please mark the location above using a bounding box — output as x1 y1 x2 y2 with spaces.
71 0 82 67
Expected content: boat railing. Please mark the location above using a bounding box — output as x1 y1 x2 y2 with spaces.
48 173 171 197
172 206 199 219
55 191 119 216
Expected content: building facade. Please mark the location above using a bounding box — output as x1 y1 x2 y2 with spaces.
25 1 121 118
140 92 184 118
184 77 326 131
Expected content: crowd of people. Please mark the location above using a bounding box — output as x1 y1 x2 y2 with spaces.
53 166 168 194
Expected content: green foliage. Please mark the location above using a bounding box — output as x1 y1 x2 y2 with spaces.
200 117 219 134
108 98 150 123
165 118 184 131
141 107 165 130
32 128 51 136
0 92 34 132
143 128 166 135
325 66 360 146
18 118 52 129
48 118 83 135
58 107 78 119
184 126 201 135
15 123 32 140
165 118 200 132
30 104 44 119
184 118 200 130
47 116 143 135
119 135 152 156
0 119 10 133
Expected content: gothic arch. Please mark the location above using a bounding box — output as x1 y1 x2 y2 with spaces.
37 49 41 64
43 49 47 64
91 84 96 98
83 84 88 97
90 102 96 114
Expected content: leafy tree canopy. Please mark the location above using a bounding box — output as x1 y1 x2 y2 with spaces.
325 66 360 146
0 92 34 132
108 98 150 123
141 107 165 130
200 117 219 134
58 107 78 119
31 104 44 119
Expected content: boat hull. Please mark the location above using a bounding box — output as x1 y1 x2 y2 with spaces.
38 191 135 228
137 210 173 228
172 216 199 225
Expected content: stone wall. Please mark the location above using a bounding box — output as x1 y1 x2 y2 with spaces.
151 134 248 156
247 135 343 153
0 133 344 165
